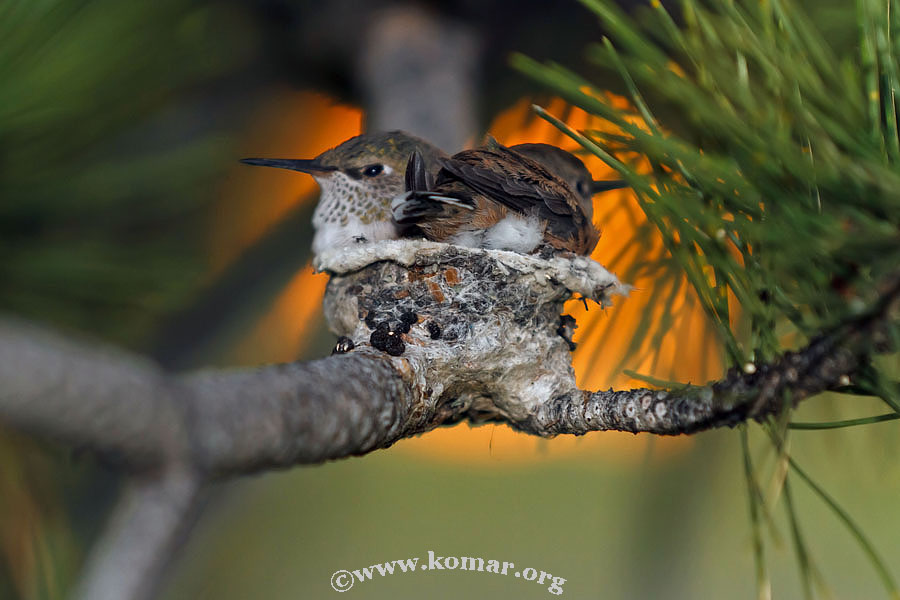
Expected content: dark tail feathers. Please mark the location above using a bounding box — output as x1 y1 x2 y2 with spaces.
404 149 433 193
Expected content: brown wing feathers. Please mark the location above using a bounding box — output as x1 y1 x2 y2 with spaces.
394 140 600 255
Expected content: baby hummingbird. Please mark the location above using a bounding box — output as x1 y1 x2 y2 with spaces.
242 131 445 256
509 143 627 222
393 139 624 255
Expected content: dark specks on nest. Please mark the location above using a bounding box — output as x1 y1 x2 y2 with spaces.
370 321 406 356
398 311 418 333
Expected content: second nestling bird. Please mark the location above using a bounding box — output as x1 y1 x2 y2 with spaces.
510 143 627 223
392 138 626 256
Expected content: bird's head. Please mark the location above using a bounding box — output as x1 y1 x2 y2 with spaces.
242 130 445 200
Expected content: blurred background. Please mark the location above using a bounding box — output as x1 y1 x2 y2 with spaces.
1 0 898 598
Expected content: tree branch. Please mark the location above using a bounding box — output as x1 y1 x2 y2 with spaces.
4 241 895 476
183 352 421 472
522 334 862 436
0 321 424 474
523 277 900 437
0 318 185 470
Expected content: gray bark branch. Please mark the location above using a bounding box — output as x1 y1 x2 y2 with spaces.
523 335 862 436
183 352 421 472
3 242 894 476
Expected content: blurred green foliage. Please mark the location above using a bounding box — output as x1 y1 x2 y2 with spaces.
161 418 900 600
0 0 253 347
0 1 257 597
518 0 900 364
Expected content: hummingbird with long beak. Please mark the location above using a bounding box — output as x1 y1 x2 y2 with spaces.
242 131 445 255
392 139 626 255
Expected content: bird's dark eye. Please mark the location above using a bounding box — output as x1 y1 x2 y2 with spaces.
576 180 589 196
362 164 384 177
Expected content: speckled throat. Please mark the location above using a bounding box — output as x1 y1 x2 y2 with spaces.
311 172 401 255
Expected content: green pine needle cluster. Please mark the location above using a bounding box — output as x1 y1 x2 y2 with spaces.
517 0 900 365
515 0 900 597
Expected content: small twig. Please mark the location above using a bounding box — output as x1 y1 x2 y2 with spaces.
71 468 203 600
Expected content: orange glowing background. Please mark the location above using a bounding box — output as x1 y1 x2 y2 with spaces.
217 91 725 463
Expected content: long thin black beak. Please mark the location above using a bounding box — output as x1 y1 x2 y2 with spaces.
592 180 628 194
239 158 338 174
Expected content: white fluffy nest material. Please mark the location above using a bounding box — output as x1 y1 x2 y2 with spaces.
314 239 630 307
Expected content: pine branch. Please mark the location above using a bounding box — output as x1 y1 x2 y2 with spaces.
3 243 896 474
0 318 419 474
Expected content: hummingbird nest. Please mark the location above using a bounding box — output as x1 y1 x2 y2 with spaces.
315 240 628 425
